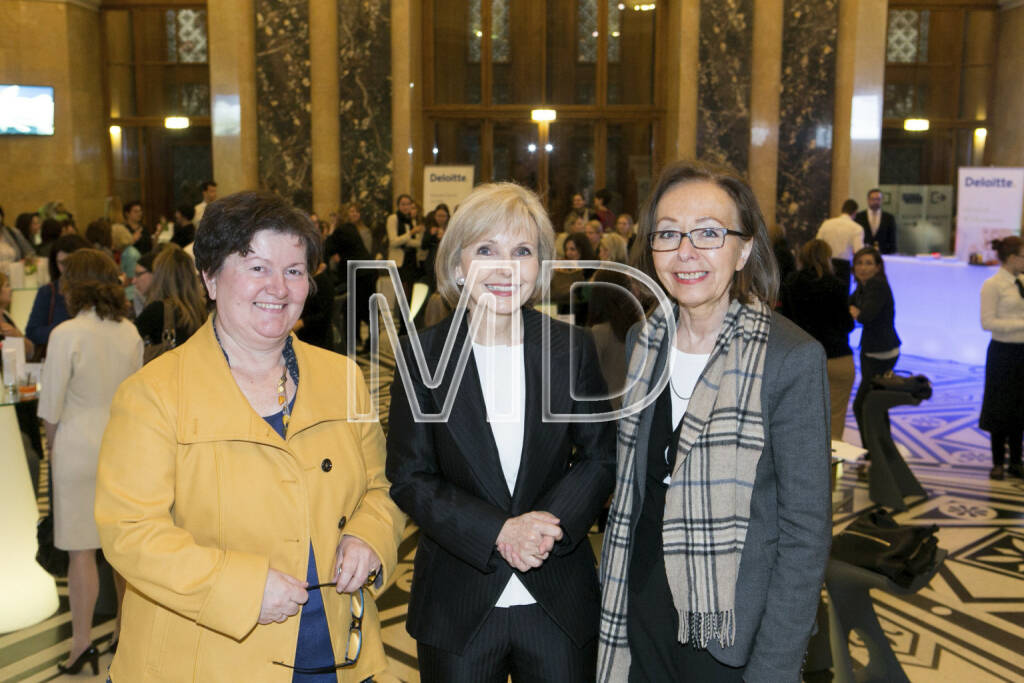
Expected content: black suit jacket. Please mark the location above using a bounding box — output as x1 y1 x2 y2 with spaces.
386 308 616 653
854 210 897 254
849 273 901 353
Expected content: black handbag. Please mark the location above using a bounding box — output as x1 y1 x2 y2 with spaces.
831 509 939 588
36 514 69 577
871 371 932 400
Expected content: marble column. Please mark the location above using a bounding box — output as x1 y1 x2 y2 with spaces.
391 0 422 203
209 0 258 194
664 0 700 162
697 0 754 174
749 0 783 227
310 0 340 218
830 0 886 216
775 0 838 244
338 0 392 230
255 0 313 208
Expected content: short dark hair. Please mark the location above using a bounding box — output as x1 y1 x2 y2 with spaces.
136 250 157 274
123 200 142 217
595 188 612 205
48 233 89 282
193 190 322 295
201 180 217 192
853 246 885 275
841 199 858 215
867 188 882 197
60 249 127 321
176 203 196 221
40 218 62 245
85 219 113 249
635 159 779 307
15 213 36 241
991 236 1023 263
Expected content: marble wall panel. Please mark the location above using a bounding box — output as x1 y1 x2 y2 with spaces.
255 0 312 209
775 0 838 244
338 0 391 230
697 0 753 174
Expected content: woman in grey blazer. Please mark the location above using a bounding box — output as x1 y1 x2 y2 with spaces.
597 161 832 682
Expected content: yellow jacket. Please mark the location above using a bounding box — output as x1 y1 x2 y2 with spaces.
95 320 405 682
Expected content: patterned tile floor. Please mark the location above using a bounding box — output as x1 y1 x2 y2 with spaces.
2 344 1022 682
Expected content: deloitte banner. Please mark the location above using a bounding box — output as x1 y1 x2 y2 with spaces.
955 167 1024 261
423 165 475 214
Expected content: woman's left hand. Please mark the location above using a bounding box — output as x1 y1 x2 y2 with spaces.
333 535 382 593
849 305 860 321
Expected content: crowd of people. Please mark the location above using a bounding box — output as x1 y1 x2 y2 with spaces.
0 163 1020 682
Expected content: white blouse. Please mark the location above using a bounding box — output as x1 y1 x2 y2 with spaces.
472 342 535 608
664 348 711 483
980 268 1024 344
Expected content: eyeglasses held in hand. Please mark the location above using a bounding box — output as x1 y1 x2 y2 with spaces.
648 226 749 251
272 588 364 674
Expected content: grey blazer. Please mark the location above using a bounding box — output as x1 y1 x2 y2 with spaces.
623 311 832 682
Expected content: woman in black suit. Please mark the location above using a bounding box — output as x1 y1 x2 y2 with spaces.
386 182 616 682
849 246 901 440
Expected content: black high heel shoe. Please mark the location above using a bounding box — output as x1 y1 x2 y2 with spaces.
57 645 99 676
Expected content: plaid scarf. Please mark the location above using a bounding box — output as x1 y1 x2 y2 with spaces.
598 299 771 681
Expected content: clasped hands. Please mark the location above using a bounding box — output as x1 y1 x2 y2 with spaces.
496 511 563 572
258 534 381 625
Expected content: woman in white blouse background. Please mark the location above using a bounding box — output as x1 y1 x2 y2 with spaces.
386 182 616 682
980 235 1024 480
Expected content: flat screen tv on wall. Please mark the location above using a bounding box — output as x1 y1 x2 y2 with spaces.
0 85 55 136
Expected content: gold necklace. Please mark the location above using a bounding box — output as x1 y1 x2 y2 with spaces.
277 367 291 428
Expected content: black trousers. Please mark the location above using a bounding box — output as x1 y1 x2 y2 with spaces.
991 428 1023 468
417 604 596 683
853 352 899 440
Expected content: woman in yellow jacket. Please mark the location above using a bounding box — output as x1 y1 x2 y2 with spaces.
95 191 405 682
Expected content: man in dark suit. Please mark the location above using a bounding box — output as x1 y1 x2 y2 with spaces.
854 188 898 254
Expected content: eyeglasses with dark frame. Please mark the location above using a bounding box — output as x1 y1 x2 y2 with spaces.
648 226 749 251
272 587 364 674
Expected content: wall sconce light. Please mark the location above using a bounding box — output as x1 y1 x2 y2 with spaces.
108 125 121 136
531 109 556 122
164 116 190 130
973 127 987 141
903 118 929 132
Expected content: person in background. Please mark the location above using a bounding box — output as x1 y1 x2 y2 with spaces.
26 234 90 355
122 201 152 254
172 203 197 249
979 235 1024 480
37 249 143 674
854 188 897 255
14 211 42 249
420 203 450 291
816 199 863 285
598 160 830 682
593 188 615 232
849 246 901 441
563 192 593 232
85 219 114 259
556 213 587 258
597 232 629 265
326 207 376 353
386 194 424 299
95 190 404 681
1 206 37 267
387 182 615 682
135 245 207 350
130 251 157 317
193 180 217 224
615 213 636 251
586 268 643 410
36 217 63 258
781 239 856 440
295 258 336 351
0 271 34 357
585 219 604 252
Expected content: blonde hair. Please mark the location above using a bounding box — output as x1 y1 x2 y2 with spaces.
147 244 208 336
434 182 555 306
598 233 629 264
